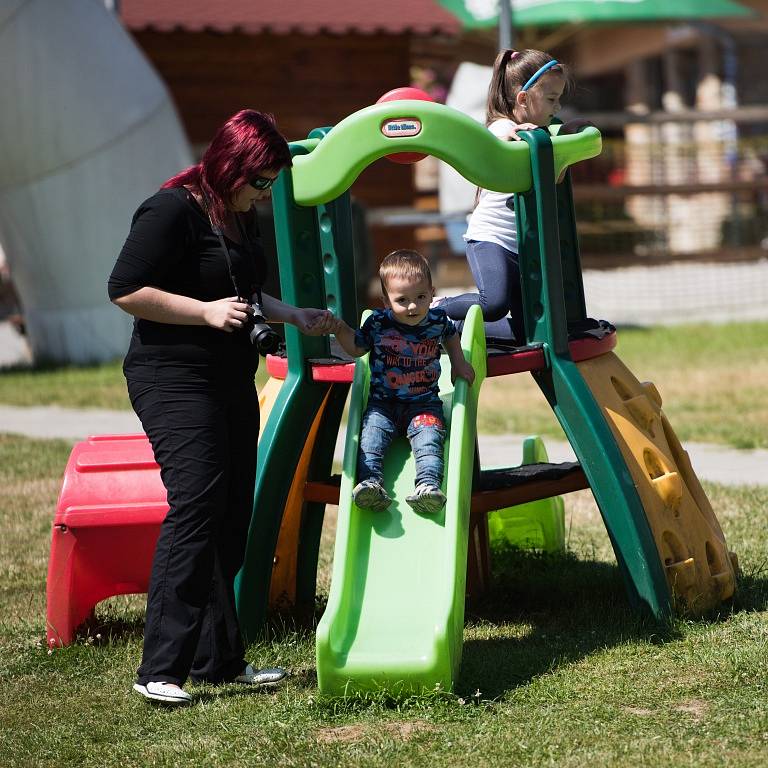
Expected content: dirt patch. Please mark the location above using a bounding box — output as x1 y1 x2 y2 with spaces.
316 720 433 744
622 706 654 717
674 699 708 720
317 724 367 743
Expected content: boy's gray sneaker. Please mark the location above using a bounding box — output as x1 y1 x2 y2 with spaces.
406 483 447 514
353 479 392 512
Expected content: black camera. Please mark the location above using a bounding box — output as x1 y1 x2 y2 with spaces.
243 298 281 355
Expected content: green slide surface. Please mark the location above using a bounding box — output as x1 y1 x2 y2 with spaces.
316 306 487 696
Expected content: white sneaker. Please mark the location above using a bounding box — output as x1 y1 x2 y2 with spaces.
406 483 447 514
234 664 287 687
133 681 192 705
353 479 392 512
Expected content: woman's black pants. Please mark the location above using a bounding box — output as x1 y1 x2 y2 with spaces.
128 375 259 687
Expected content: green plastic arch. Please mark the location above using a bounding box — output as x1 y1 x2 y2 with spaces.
289 100 602 206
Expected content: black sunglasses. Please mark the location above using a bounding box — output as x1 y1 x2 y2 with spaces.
248 174 277 190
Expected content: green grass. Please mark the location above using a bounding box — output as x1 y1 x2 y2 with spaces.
3 432 768 767
477 320 768 449
1 321 765 449
0 359 131 410
0 361 272 411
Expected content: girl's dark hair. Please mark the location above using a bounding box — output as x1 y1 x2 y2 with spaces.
161 109 292 226
486 49 568 125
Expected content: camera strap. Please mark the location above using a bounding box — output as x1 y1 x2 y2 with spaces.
232 216 265 308
200 190 247 301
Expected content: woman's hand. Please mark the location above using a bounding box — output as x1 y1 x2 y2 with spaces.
203 296 250 332
308 311 341 335
258 292 337 335
292 307 336 336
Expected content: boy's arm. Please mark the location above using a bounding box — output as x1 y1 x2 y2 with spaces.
333 318 368 358
443 333 475 385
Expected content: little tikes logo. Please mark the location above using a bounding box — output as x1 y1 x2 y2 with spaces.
381 118 422 138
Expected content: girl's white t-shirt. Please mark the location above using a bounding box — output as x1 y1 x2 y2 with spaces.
463 118 518 254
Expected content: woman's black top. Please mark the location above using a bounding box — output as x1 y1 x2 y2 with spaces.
108 187 265 382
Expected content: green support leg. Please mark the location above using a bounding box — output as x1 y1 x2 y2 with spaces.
236 135 360 641
516 128 672 620
295 382 350 622
533 357 671 617
236 377 331 642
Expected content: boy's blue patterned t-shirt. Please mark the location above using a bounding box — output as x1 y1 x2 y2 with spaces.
354 308 457 404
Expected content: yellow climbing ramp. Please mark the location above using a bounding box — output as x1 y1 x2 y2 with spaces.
577 352 738 614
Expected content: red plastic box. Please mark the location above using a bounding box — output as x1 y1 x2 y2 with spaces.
46 434 165 647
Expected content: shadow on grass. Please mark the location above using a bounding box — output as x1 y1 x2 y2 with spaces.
67 548 768 704
459 546 768 699
732 563 768 614
79 609 146 646
192 684 282 703
458 546 676 699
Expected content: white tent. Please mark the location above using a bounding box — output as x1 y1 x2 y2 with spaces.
0 0 192 363
438 61 492 220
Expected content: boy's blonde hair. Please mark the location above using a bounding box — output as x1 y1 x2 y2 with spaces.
379 249 433 296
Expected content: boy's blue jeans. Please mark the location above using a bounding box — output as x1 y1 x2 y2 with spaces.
358 400 446 488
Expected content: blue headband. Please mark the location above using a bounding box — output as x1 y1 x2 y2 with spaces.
521 60 560 92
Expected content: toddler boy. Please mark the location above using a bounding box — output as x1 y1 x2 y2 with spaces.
329 249 475 514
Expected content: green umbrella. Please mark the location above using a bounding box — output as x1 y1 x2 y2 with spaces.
438 0 754 29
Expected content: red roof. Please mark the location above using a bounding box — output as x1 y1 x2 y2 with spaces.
121 0 462 35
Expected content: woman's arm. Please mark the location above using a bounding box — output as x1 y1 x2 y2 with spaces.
258 292 301 325
113 286 249 332
259 291 334 336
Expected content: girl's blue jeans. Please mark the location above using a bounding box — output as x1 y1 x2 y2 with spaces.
439 240 525 343
358 400 446 488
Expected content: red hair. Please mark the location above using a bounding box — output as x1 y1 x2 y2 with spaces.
162 109 292 226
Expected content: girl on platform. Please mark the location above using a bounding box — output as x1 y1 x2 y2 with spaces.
438 49 567 343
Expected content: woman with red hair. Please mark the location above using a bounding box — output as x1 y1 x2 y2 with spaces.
109 109 330 705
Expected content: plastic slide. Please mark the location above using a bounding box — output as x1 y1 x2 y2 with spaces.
487 436 566 553
316 306 487 696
